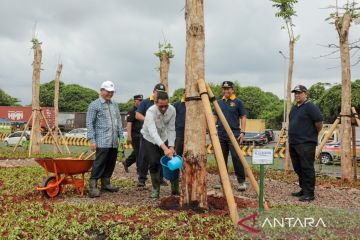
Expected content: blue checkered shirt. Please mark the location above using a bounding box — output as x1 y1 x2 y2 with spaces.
86 98 123 148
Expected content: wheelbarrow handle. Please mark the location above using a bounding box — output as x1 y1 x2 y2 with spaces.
84 151 96 160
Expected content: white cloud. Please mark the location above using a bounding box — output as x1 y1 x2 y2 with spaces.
0 0 359 105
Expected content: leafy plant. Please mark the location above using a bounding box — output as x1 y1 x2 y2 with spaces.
154 41 175 59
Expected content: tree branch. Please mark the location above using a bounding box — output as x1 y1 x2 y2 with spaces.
314 49 341 59
317 43 340 48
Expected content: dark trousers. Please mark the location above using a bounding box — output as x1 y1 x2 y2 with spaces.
175 137 184 157
137 137 164 182
91 148 118 179
289 143 316 196
124 134 141 172
220 136 246 183
142 138 164 174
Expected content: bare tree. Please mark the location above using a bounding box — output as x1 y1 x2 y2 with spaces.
326 0 360 181
29 38 42 156
180 0 208 208
271 0 299 172
154 41 174 92
53 63 63 153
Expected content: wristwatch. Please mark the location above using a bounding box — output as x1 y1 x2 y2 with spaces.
240 131 246 135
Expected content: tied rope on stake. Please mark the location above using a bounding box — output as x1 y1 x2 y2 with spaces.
185 96 202 102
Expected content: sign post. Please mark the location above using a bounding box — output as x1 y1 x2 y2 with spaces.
252 148 274 212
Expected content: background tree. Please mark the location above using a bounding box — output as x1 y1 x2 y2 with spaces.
326 0 360 181
271 0 299 172
154 41 174 92
0 89 20 106
308 82 327 103
170 87 185 104
119 99 135 113
208 82 284 129
40 80 65 108
317 79 360 123
40 81 98 112
60 84 98 112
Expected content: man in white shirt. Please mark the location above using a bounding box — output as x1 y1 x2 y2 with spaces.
141 91 178 198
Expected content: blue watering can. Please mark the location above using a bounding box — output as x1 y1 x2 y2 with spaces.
160 155 183 181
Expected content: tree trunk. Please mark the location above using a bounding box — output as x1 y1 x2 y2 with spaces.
180 0 207 209
336 12 353 182
159 52 170 92
285 39 295 173
30 42 42 155
53 64 62 153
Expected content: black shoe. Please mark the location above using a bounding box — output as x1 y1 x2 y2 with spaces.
291 190 304 197
122 161 129 173
299 195 315 202
137 181 146 187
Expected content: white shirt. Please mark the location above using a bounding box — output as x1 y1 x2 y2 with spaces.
141 105 176 147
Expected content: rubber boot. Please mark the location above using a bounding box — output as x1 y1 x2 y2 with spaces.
170 178 180 196
150 172 160 199
101 178 119 192
89 179 100 198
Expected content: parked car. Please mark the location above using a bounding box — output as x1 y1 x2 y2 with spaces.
243 132 268 145
264 129 274 142
3 131 30 146
64 128 88 138
319 140 360 164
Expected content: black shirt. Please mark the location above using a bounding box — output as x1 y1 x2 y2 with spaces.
289 100 323 145
126 106 143 136
173 99 186 139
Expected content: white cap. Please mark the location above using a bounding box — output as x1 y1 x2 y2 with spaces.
100 81 115 92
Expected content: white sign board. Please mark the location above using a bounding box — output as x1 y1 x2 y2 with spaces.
252 148 274 165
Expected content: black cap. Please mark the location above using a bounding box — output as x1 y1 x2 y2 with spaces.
222 81 234 88
133 94 143 100
291 85 307 93
154 83 166 92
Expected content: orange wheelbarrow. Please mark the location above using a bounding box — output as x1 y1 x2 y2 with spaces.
35 158 94 198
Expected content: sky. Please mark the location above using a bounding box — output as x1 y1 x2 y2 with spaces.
0 0 359 105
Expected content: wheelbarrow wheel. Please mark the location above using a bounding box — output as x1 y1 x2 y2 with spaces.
41 176 62 198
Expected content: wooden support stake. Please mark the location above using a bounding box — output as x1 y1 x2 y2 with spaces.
197 79 239 226
13 113 33 152
315 117 341 159
205 82 269 210
53 64 63 153
58 127 71 154
352 107 360 127
352 125 357 179
40 110 62 154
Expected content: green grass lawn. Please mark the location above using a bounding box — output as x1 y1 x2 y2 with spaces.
0 167 359 239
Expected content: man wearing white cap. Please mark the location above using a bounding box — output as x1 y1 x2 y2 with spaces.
86 81 123 198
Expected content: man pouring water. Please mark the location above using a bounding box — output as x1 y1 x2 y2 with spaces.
140 91 179 199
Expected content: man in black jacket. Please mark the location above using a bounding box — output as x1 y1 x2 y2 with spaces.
122 94 143 174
